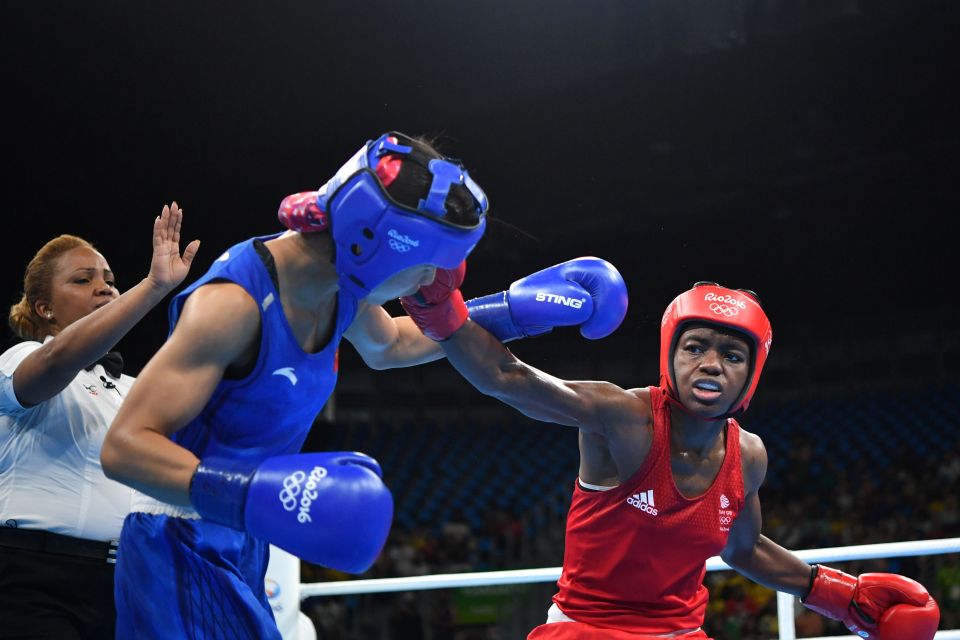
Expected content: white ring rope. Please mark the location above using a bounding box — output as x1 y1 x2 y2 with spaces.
801 635 960 640
300 536 960 598
298 537 960 640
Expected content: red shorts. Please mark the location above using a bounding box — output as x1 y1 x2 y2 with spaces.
527 622 711 640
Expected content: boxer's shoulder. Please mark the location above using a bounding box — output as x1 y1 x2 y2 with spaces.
595 386 655 455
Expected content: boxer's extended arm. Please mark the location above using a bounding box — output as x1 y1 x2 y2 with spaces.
348 256 630 369
441 319 638 433
344 301 444 370
463 257 629 341
399 259 636 432
401 258 629 342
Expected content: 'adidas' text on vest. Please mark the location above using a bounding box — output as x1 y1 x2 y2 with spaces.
627 489 658 516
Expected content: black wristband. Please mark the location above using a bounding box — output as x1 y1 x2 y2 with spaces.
801 564 819 602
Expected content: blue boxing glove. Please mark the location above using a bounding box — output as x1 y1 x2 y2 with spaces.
189 451 393 574
466 257 628 341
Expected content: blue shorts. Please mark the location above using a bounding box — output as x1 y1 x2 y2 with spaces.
115 513 281 640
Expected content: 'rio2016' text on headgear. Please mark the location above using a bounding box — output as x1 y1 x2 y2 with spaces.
659 281 773 415
305 132 489 297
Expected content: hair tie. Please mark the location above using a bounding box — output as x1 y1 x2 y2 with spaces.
375 154 402 187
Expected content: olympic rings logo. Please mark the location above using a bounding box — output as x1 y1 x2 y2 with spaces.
279 471 307 511
388 239 413 253
709 303 739 317
719 516 732 525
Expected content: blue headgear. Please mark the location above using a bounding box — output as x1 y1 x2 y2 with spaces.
316 132 489 298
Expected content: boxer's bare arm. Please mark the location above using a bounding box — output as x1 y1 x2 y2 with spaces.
440 320 648 437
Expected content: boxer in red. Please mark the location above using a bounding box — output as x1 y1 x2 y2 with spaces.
402 278 941 640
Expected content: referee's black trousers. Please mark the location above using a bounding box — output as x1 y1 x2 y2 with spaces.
0 543 116 639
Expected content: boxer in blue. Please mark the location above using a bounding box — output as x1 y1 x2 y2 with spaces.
101 132 629 638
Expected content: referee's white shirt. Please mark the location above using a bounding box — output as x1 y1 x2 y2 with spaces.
0 337 134 541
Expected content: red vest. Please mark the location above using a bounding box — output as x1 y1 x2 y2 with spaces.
553 386 745 634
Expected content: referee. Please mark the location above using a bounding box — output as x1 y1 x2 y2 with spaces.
0 204 199 639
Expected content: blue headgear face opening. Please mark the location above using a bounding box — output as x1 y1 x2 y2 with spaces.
316 132 488 298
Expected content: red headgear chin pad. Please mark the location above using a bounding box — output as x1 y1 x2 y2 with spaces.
659 283 772 414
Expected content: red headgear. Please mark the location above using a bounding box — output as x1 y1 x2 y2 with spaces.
659 282 773 415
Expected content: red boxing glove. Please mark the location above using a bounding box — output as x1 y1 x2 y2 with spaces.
802 565 940 640
278 191 329 233
399 261 468 341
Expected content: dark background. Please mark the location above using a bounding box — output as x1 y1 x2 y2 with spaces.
5 3 960 637
4 0 958 405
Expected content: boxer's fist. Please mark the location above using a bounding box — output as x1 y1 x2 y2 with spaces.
399 261 468 341
466 257 628 342
802 565 940 640
190 452 393 574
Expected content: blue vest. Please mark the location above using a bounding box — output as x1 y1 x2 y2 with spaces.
168 234 357 462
